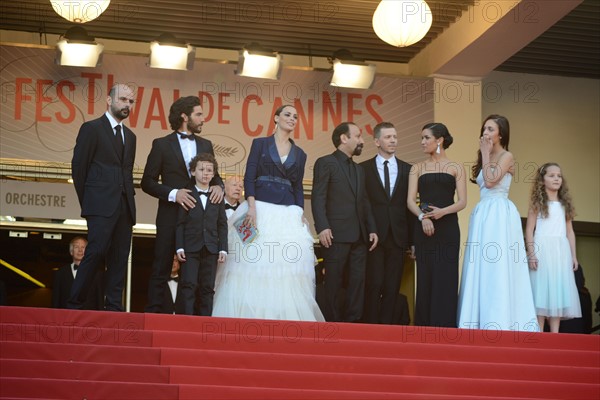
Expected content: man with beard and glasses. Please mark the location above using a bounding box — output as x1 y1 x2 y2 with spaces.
70 83 137 311
141 95 223 314
312 122 378 322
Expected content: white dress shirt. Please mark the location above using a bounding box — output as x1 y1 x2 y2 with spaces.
224 199 239 220
105 112 124 144
168 131 198 203
196 185 209 209
375 154 398 195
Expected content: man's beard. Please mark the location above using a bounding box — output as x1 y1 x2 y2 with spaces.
188 120 203 134
111 104 129 120
353 144 363 156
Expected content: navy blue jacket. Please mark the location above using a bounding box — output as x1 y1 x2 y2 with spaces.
244 136 307 207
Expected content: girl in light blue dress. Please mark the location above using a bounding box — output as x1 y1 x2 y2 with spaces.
525 163 581 333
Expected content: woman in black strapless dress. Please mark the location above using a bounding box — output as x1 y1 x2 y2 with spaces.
407 123 467 327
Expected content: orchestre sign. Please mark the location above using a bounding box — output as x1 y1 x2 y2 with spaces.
0 180 163 224
1 181 76 220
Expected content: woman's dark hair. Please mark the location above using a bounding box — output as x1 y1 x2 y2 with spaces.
422 122 453 149
274 104 295 120
471 114 510 183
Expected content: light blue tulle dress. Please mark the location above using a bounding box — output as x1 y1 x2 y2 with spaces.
457 171 539 331
529 202 581 319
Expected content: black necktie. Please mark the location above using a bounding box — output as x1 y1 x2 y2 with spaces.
178 132 195 141
114 125 124 156
384 160 391 197
73 264 79 270
347 158 356 185
225 203 239 211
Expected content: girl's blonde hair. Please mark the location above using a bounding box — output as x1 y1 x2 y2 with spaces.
529 162 575 219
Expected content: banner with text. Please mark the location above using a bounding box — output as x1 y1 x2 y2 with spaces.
1 45 433 172
1 45 433 222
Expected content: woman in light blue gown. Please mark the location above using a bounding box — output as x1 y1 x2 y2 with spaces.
457 115 539 332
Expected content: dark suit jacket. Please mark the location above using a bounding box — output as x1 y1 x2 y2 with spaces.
71 114 136 223
244 136 306 207
360 156 414 247
52 264 104 309
312 150 377 243
52 264 75 308
141 132 223 227
175 185 228 254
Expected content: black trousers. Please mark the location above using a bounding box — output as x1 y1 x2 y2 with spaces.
68 195 132 311
176 246 217 316
145 223 177 313
322 240 367 322
363 232 405 324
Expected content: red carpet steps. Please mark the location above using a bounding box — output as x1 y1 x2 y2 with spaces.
1 306 598 399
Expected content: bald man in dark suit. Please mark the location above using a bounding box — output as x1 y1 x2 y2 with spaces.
69 84 136 311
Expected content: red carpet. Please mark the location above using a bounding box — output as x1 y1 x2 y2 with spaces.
1 306 598 399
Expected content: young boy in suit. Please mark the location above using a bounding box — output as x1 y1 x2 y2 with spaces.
175 153 227 316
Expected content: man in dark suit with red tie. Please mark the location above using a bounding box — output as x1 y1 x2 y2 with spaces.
70 83 137 311
141 96 224 313
360 122 414 324
311 122 378 322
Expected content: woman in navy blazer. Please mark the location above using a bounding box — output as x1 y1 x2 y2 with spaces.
213 105 324 321
243 133 306 208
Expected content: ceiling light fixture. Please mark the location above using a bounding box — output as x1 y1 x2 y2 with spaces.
236 43 282 80
329 49 376 90
149 33 195 71
50 0 111 24
372 0 433 47
55 26 104 67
